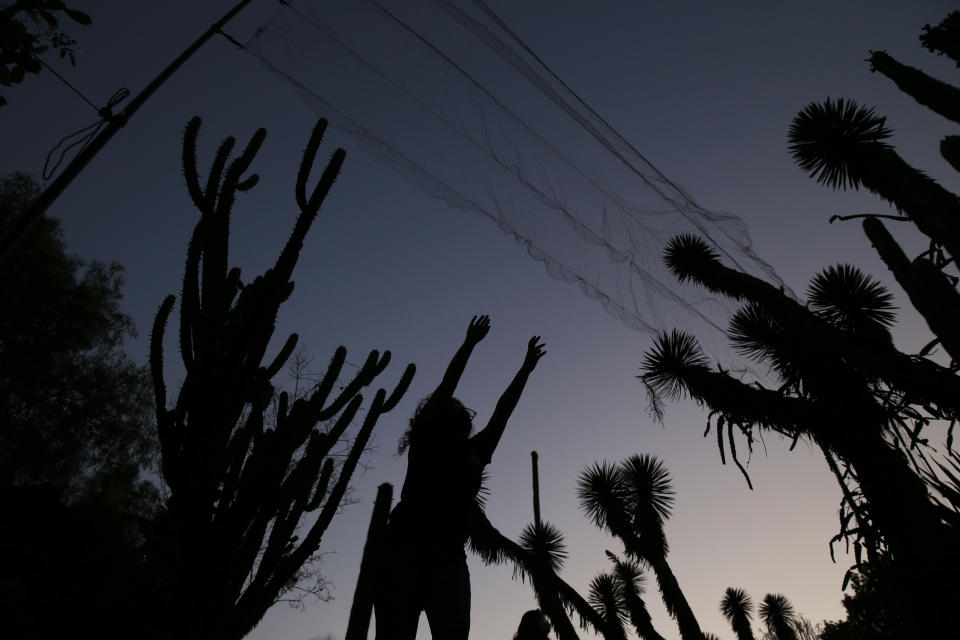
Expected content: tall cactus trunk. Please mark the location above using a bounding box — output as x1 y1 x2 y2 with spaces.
148 117 415 640
868 51 960 124
863 217 960 363
345 483 393 640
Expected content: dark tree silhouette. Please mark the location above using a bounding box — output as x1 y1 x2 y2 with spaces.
640 250 954 637
467 478 675 640
0 0 91 106
920 11 960 66
345 483 393 640
0 172 158 512
0 172 158 638
578 455 704 640
465 455 678 640
819 558 905 640
515 519 582 640
588 573 629 640
468 506 591 640
145 117 414 640
759 594 798 640
641 11 960 639
606 551 667 640
720 587 756 640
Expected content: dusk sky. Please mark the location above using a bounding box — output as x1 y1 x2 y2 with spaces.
2 1 957 639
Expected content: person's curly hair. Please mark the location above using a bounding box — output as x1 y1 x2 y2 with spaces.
396 395 474 455
514 609 550 640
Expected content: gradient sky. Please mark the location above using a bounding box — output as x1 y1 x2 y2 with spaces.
2 1 957 639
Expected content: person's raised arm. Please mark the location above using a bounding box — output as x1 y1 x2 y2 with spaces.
473 336 546 462
433 314 491 400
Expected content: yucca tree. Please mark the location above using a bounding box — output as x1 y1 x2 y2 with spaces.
588 573 629 640
640 309 946 565
788 97 960 267
867 50 960 124
785 12 960 370
920 11 960 64
860 216 960 363
518 520 582 640
788 98 960 364
720 587 755 640
759 594 799 640
867 12 960 126
607 551 667 640
643 12 960 640
579 455 704 640
642 237 956 638
660 235 960 413
467 505 591 640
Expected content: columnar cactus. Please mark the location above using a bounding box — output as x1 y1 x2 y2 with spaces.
148 117 414 640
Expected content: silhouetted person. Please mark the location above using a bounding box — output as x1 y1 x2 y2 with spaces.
374 315 546 640
514 609 552 640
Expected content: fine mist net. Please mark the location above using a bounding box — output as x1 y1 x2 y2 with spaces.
244 0 790 371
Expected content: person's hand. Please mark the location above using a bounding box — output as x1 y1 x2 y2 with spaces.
523 336 546 370
466 315 491 344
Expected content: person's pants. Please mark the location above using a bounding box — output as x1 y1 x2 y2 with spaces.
374 545 471 640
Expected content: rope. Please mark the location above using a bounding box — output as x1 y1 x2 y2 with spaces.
218 28 246 49
42 87 129 180
39 59 100 112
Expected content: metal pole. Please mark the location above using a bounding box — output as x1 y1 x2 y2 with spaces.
531 450 541 527
0 0 257 263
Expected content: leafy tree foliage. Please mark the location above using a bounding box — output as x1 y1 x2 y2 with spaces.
0 172 158 638
0 172 158 512
0 0 92 106
819 559 904 640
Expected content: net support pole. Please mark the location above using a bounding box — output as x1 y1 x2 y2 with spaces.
0 0 257 263
531 450 541 528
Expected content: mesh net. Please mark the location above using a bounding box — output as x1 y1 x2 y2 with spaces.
244 0 790 372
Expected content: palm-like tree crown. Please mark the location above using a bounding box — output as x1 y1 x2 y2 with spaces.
788 98 892 189
759 593 798 640
720 587 755 640
580 457 700 640
589 572 629 639
607 551 647 597
640 329 711 408
663 234 725 291
729 303 798 382
620 454 674 555
518 520 568 574
807 264 896 336
578 461 632 534
577 455 675 558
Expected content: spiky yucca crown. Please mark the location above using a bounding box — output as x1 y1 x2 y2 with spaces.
640 329 711 402
519 520 568 573
664 234 722 285
807 263 896 332
788 98 892 190
720 587 754 621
